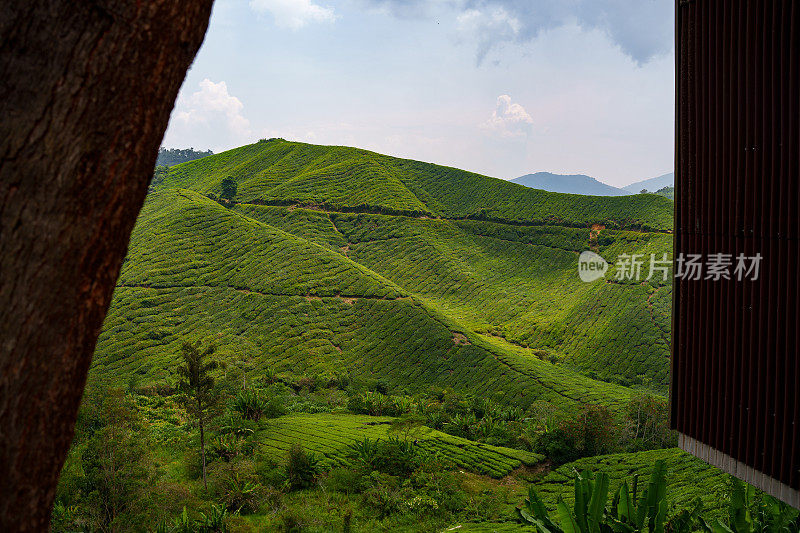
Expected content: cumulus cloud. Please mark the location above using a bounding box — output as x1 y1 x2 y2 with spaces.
249 0 337 29
482 95 533 138
165 79 253 151
361 0 673 65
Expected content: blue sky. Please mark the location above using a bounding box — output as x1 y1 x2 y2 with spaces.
162 0 674 187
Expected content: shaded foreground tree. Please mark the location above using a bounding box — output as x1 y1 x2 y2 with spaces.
0 1 214 530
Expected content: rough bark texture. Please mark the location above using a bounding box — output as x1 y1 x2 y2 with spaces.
0 1 213 530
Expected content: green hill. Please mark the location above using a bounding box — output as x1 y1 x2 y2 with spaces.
58 141 742 533
96 188 642 409
95 141 675 398
160 139 673 230
254 413 542 478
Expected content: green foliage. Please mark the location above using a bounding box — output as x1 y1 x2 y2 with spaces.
703 478 800 533
219 473 262 514
176 340 218 416
197 504 230 532
220 177 237 201
285 443 319 490
518 460 672 533
347 436 419 476
521 460 799 533
231 388 286 421
52 389 160 532
94 188 653 409
152 165 169 189
256 413 541 478
156 147 213 167
176 340 219 489
623 395 676 452
160 139 673 230
533 449 734 520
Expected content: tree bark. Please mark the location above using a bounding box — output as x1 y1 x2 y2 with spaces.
199 399 208 491
0 1 213 530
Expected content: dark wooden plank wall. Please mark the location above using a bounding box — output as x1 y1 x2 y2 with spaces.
672 0 799 507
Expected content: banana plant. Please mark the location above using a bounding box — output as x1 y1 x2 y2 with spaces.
701 478 799 533
518 460 670 533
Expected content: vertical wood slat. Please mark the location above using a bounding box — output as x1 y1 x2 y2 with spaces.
672 0 800 508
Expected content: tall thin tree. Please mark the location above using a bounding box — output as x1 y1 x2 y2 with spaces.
176 341 219 490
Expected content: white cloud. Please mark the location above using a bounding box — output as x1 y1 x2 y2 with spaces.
163 79 253 151
457 7 521 63
365 0 673 65
249 0 337 29
482 95 533 138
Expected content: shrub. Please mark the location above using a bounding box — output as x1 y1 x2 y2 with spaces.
285 444 319 490
219 473 262 514
197 504 229 533
348 438 382 471
208 435 245 462
220 178 237 201
378 437 419 477
518 460 672 532
534 427 581 465
218 415 256 438
624 394 676 452
565 404 618 456
325 467 369 494
348 437 419 477
363 472 406 518
231 389 286 421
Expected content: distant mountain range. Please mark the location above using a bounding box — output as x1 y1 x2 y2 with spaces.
511 172 628 196
622 172 674 193
511 171 675 197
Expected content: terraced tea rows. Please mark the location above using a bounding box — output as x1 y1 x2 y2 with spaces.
232 205 673 389
255 413 542 478
535 448 732 518
94 141 676 419
161 139 674 230
95 189 636 410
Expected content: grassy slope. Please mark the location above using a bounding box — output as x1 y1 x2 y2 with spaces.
535 448 732 518
96 140 674 402
454 448 732 531
256 413 542 478
162 139 674 230
95 188 636 410
234 204 672 390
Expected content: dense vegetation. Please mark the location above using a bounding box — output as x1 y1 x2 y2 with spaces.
52 141 784 532
156 147 214 167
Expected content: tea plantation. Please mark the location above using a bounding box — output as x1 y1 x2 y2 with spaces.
160 138 674 230
95 188 639 409
58 141 763 533
255 413 542 478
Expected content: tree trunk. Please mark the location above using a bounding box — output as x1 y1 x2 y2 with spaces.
0 1 213 530
199 401 208 491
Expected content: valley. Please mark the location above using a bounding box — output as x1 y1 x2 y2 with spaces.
53 139 757 532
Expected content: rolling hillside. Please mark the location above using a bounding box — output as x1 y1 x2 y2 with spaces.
96 188 641 410
63 141 743 533
158 138 673 231
94 139 675 401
